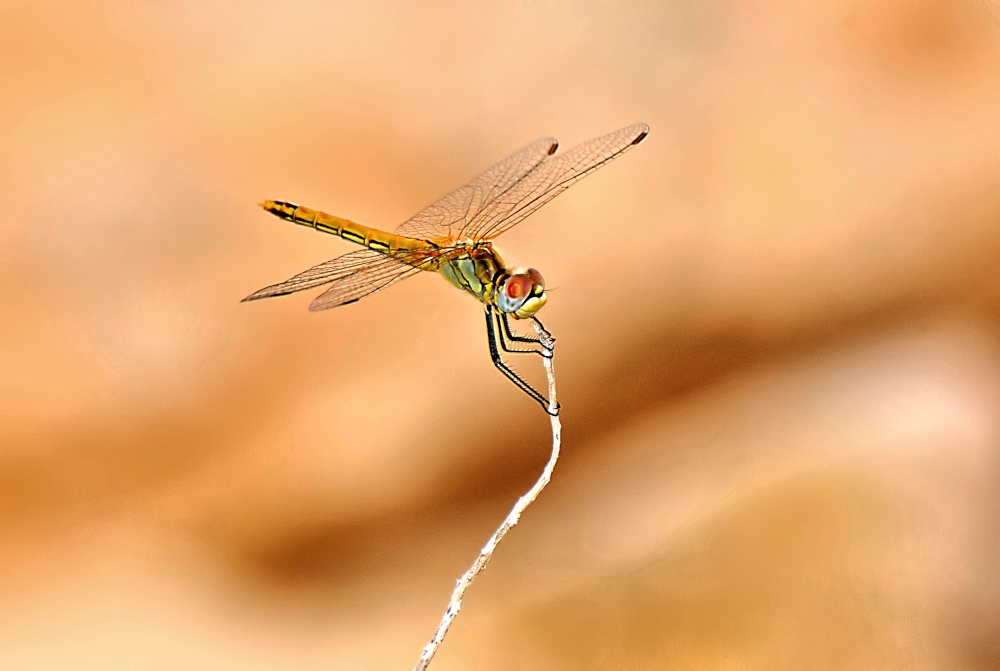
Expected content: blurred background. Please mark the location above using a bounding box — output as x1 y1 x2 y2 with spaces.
3 1 1000 668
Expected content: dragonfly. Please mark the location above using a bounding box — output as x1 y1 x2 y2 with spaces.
244 123 649 415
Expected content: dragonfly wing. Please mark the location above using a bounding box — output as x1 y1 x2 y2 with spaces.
243 248 427 311
394 136 558 240
309 254 425 311
463 123 649 241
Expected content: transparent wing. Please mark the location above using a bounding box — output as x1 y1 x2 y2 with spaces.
242 248 428 310
394 136 558 240
243 249 389 301
464 123 649 241
309 255 426 311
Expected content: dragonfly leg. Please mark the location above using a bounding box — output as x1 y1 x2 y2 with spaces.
485 307 559 415
495 310 545 356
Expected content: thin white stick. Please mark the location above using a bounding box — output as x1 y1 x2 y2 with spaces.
413 324 561 671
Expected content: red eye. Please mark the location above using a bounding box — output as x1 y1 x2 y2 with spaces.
527 268 544 288
505 275 530 299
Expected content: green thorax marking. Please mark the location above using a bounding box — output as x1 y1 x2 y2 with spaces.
439 244 508 305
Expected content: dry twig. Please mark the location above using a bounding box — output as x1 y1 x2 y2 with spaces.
413 324 561 670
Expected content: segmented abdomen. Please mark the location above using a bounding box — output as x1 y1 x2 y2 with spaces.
260 200 431 256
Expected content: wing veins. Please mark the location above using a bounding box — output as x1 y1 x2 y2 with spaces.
243 248 432 304
393 136 558 240
465 123 648 240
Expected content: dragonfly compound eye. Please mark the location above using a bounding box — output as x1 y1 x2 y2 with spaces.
526 268 545 290
504 274 532 300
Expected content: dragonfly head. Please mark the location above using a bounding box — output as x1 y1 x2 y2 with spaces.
498 268 547 319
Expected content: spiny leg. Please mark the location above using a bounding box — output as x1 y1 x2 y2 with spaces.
495 309 544 356
485 306 558 415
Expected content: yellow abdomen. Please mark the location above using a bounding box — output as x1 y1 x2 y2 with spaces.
260 200 429 255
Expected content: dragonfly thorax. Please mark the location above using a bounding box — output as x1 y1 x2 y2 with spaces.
439 246 547 319
439 244 502 300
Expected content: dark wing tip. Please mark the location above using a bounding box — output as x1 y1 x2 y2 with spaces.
547 141 559 156
309 296 360 311
631 124 650 145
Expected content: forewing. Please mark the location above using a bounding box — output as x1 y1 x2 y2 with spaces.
394 136 558 240
463 123 649 241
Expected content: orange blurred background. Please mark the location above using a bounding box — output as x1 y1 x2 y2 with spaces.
3 1 1000 668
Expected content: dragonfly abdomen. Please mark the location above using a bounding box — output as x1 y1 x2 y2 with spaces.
260 200 427 254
